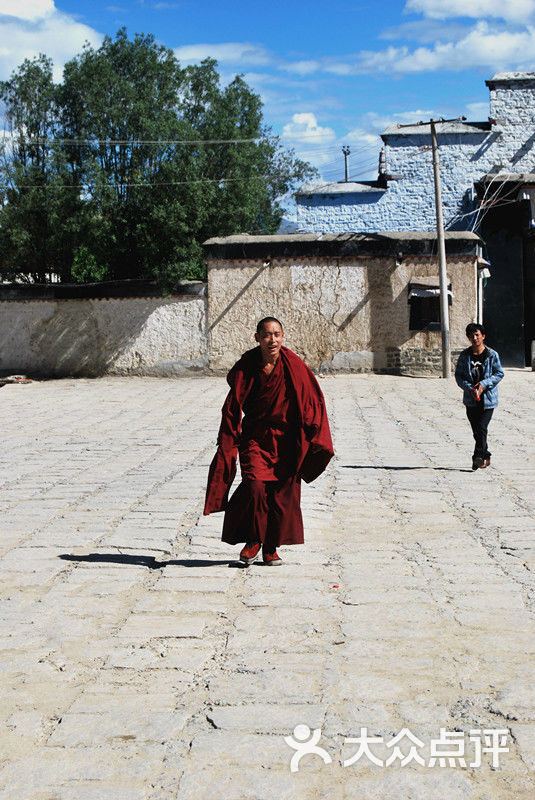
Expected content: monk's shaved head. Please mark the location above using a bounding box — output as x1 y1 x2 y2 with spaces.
256 316 283 334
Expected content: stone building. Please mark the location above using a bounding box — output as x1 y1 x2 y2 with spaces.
296 73 535 367
203 232 480 374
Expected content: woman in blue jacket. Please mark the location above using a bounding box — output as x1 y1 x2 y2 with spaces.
455 323 504 470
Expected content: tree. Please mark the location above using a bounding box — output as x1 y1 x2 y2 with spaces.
0 55 88 282
0 29 317 285
184 66 314 241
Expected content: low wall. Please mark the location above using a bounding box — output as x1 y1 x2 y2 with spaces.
0 294 207 377
0 233 483 377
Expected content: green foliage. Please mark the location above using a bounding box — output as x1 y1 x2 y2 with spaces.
0 29 318 285
71 245 109 283
0 55 88 281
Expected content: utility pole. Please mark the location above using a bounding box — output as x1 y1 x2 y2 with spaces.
342 146 350 182
430 119 451 378
398 116 465 378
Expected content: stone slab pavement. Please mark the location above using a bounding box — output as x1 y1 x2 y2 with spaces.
0 370 534 800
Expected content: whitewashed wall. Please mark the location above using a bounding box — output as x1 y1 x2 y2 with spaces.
0 246 478 377
0 295 207 377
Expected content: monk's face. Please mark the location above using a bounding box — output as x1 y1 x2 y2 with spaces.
255 321 284 361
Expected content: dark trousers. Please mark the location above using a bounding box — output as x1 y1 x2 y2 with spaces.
466 405 494 459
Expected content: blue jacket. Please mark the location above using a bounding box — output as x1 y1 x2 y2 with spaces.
455 346 504 408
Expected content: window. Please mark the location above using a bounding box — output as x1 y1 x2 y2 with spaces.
408 280 452 331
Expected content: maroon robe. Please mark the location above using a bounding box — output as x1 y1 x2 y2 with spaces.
204 346 334 547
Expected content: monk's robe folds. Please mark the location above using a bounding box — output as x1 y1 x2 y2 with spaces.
204 346 334 546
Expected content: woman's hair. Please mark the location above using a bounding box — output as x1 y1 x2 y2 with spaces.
256 316 283 334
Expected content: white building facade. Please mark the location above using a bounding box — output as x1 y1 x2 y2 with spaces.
295 73 535 368
296 73 535 235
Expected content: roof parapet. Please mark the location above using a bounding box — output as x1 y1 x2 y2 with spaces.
486 72 535 89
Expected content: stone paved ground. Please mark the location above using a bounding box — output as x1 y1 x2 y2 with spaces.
1 371 534 800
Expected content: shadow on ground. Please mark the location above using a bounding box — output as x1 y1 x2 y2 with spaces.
342 464 473 472
59 554 237 568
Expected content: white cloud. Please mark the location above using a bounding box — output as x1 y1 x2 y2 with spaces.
174 42 272 66
381 19 477 42
404 0 535 22
0 0 54 20
303 149 343 171
323 63 356 76
280 109 443 181
0 4 101 81
281 60 321 75
280 113 341 174
261 4 535 79
279 114 385 180
240 71 302 87
0 126 15 157
282 113 337 146
345 128 380 147
325 108 440 180
356 21 535 73
338 129 380 179
361 109 436 130
274 1 535 80
340 110 437 178
464 100 490 118
280 58 354 77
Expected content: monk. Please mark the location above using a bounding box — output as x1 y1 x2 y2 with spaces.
204 317 334 566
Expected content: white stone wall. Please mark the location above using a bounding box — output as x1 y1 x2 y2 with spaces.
298 130 493 233
297 78 535 233
0 295 207 377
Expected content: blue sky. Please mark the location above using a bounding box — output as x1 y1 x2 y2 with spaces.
1 0 534 188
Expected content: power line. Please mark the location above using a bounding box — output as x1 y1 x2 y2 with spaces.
1 133 383 158
0 136 268 146
471 174 516 232
0 172 305 190
1 133 356 146
445 196 519 229
0 157 381 191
